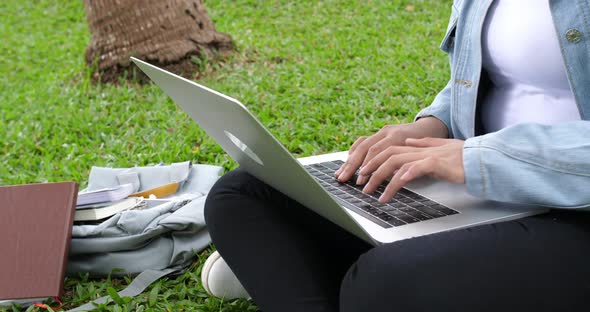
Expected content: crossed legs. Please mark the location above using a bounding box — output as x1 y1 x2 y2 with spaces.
205 169 590 312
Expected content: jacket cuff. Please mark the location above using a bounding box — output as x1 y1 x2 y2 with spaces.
463 136 486 198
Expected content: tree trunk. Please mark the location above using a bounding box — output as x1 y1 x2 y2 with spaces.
83 0 233 83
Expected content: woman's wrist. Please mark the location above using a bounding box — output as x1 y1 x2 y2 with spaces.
410 116 449 139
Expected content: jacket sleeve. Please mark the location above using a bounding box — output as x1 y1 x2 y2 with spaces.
413 2 458 137
414 79 453 137
463 121 590 208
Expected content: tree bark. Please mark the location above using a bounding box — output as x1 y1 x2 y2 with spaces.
84 0 233 83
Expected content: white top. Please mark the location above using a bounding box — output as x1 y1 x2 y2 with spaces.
480 0 580 133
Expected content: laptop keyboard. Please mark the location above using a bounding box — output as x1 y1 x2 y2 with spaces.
304 160 458 229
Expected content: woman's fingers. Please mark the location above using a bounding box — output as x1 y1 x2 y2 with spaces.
336 134 385 182
360 136 401 168
379 158 436 202
358 145 419 177
336 126 453 183
337 129 413 182
335 136 367 177
361 152 423 193
359 139 466 202
405 137 451 147
348 136 368 155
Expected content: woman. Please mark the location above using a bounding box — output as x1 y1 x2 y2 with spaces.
203 0 590 311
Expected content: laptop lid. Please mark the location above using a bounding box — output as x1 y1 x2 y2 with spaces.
131 57 375 243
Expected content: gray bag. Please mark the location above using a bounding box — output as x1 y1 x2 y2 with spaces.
67 161 222 311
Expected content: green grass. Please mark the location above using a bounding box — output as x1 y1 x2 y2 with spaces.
1 0 451 310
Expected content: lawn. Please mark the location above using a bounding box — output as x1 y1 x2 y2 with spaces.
1 0 451 310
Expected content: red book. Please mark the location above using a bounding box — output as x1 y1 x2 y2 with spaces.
0 182 78 300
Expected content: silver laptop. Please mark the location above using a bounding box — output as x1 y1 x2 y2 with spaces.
131 57 546 245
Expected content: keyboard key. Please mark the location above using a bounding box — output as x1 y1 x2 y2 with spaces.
409 193 426 199
370 209 383 216
398 206 416 213
372 202 387 208
338 193 354 200
322 161 341 170
393 193 406 200
407 201 425 208
399 197 414 204
383 209 406 218
397 188 414 196
380 215 394 222
364 197 379 204
361 205 381 216
346 184 363 194
387 217 406 227
345 188 362 195
359 204 374 212
379 205 396 212
404 209 433 220
355 192 370 198
433 205 459 215
335 184 349 190
388 202 406 209
396 214 420 224
348 198 362 204
366 192 381 199
414 205 446 218
376 212 393 221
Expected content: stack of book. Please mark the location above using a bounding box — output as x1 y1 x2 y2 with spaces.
75 183 145 221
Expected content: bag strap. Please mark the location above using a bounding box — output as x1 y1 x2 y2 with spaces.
66 267 178 311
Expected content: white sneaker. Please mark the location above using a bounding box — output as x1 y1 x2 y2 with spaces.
201 250 251 300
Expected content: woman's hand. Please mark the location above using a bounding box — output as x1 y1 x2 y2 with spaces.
335 117 449 183
358 137 465 202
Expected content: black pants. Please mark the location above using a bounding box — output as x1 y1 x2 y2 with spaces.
204 169 590 312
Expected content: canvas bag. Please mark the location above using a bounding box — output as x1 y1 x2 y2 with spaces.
67 161 222 311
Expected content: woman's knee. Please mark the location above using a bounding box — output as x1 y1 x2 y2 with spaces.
339 236 457 311
205 169 254 222
204 168 277 229
339 245 409 311
339 226 517 311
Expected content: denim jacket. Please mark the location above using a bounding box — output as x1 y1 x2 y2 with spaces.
415 0 590 208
